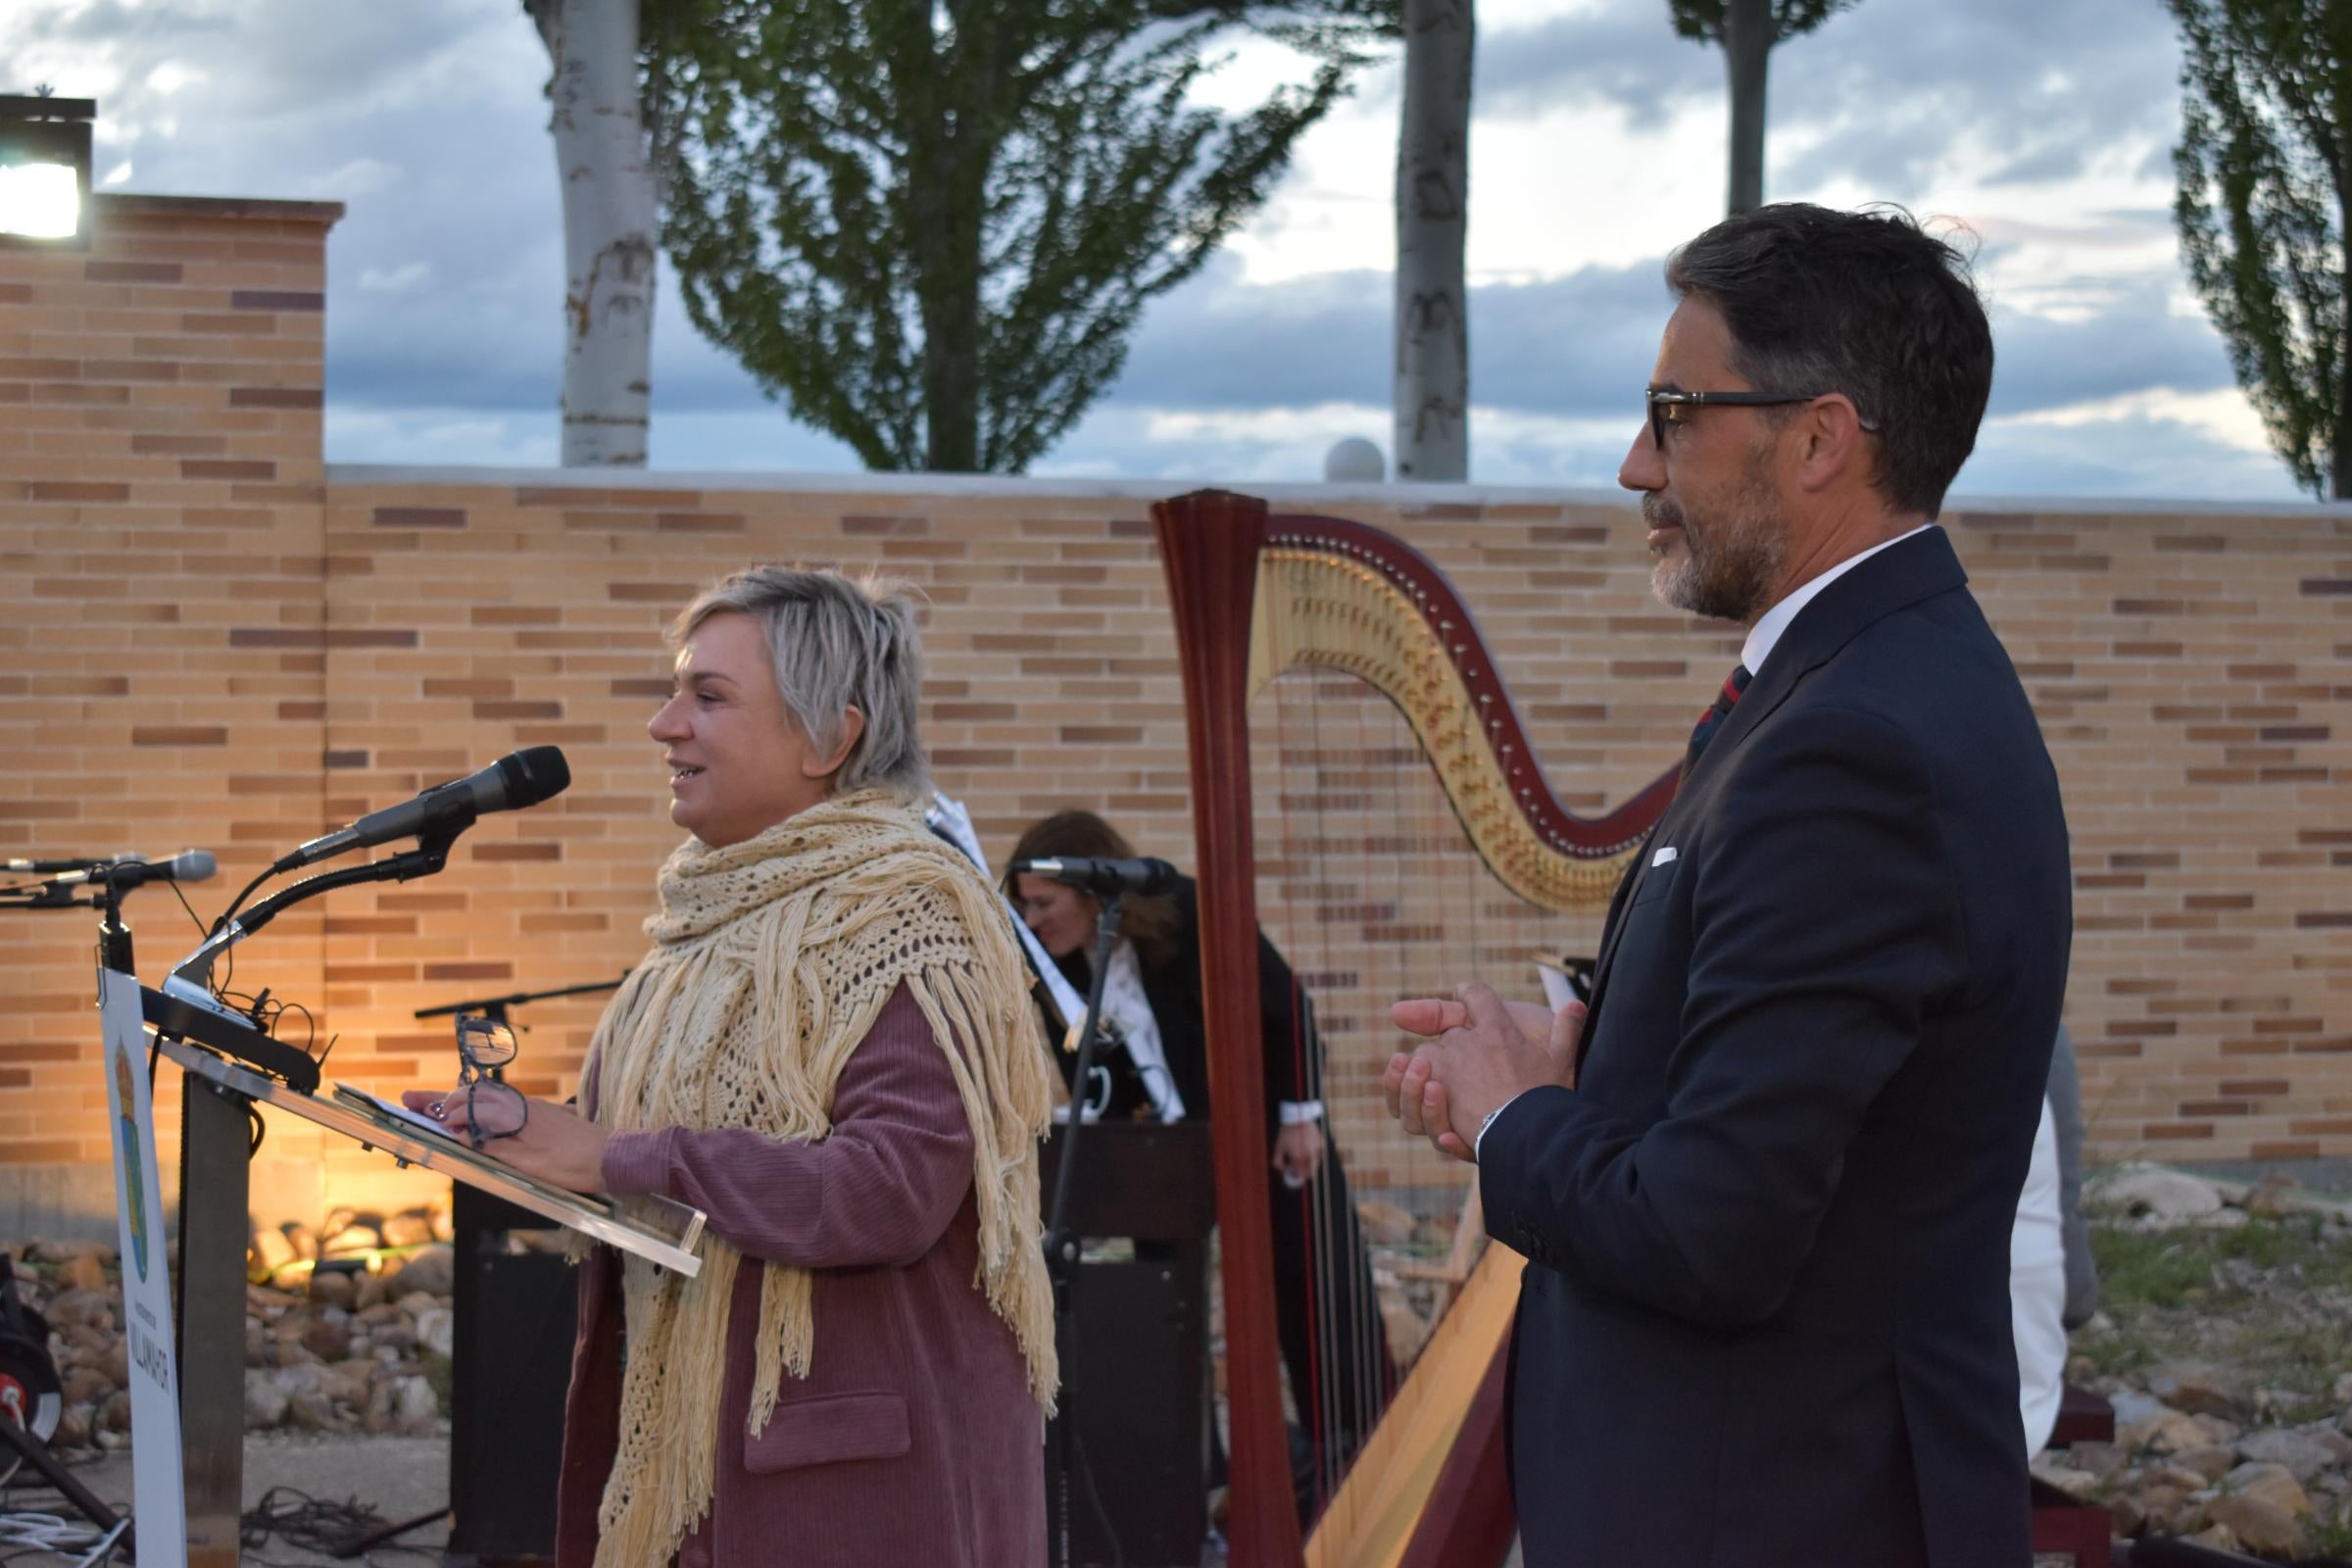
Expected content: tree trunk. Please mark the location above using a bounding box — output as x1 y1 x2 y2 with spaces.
2337 184 2352 498
531 0 656 466
917 186 985 471
1723 0 1772 215
1394 0 1474 482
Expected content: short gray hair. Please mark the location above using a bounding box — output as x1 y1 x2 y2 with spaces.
671 565 931 803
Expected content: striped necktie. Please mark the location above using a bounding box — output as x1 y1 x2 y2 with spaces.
1683 663 1753 777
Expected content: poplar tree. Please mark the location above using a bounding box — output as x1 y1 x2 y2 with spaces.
647 0 1381 473
1669 0 1862 214
2169 0 2352 498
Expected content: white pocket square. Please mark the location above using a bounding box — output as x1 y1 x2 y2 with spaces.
1651 846 1679 867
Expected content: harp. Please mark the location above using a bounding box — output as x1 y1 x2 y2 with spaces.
1152 489 1678 1567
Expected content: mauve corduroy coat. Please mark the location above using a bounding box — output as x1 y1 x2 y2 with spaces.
554 984 1047 1568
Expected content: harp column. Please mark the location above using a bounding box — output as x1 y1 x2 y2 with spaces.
1151 489 1304 1566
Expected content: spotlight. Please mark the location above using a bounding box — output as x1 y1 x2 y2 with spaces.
0 95 95 246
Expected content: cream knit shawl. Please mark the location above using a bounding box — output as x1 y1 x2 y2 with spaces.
581 791 1057 1568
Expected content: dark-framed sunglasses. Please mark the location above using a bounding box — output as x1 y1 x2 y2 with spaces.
1645 387 1883 450
454 1014 525 1152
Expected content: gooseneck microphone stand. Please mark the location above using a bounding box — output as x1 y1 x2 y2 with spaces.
1043 891 1127 1568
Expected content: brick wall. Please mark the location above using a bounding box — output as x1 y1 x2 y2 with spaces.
1 197 2347 1231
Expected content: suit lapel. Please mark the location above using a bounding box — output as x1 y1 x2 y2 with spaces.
1576 528 1969 1054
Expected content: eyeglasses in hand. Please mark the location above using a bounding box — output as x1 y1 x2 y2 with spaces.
454 1014 527 1153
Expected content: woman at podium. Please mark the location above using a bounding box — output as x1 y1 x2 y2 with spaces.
408 566 1057 1568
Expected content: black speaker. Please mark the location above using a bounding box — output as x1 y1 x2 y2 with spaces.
446 1184 575 1566
1046 1244 1211 1568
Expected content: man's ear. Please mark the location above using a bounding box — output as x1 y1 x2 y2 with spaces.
1793 394 1872 494
805 706 866 780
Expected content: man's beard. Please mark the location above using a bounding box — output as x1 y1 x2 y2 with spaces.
1644 459 1787 623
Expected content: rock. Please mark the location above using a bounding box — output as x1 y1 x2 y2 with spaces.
2147 1363 2244 1420
354 1268 391 1312
246 1284 297 1318
2173 1444 2237 1482
99 1391 129 1433
363 1378 398 1435
414 1305 454 1360
2124 1408 2208 1457
62 1367 114 1406
2190 1413 2241 1446
308 1269 356 1309
1379 1296 1429 1368
323 1224 382 1258
2207 1494 2308 1557
287 1389 337 1432
269 1362 323 1397
2103 1491 2145 1538
1354 1200 1417 1247
2224 1459 2314 1517
246 1316 267 1366
2065 1440 2127 1481
318 1360 374 1406
381 1212 434 1249
93 1429 122 1451
390 1246 454 1298
281 1222 319 1262
2136 1482 2196 1535
301 1313 351 1362
428 1198 455 1244
394 1290 440 1317
392 1374 438 1436
56 1253 106 1293
2239 1426 2340 1484
2182 1518 2243 1553
249 1227 296 1279
31 1240 114 1266
2197 1207 2249 1230
2304 1424 2352 1465
53 1403 91 1450
2088 1164 2225 1222
2029 1458 2101 1499
100 1339 126 1388
43 1288 114 1332
244 1370 289 1430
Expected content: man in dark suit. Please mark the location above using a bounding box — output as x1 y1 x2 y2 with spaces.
1385 203 2070 1567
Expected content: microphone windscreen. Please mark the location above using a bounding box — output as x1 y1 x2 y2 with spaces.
503 746 571 808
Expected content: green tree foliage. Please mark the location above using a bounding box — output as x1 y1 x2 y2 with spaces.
2169 0 2352 498
644 0 1384 472
1669 0 1862 213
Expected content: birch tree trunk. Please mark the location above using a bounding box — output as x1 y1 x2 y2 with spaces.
528 0 655 466
1722 0 1773 215
1395 0 1473 482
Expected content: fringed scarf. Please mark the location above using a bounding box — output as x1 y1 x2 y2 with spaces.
579 790 1057 1568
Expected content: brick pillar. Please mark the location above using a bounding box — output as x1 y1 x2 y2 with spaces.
0 193 343 1230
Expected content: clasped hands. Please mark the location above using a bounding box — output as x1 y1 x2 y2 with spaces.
1383 982 1588 1163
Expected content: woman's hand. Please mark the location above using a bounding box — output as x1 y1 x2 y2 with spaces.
401 1085 612 1194
1271 1119 1327 1188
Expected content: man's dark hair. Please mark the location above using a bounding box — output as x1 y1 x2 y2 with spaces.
1665 203 1993 518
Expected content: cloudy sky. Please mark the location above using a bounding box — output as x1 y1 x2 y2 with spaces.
6 0 2304 499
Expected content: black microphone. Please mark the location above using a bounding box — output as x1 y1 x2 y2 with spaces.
44 849 218 888
6 851 133 874
273 747 571 872
1008 856 1180 897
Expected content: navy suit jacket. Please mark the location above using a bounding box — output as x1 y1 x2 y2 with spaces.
1480 528 2071 1568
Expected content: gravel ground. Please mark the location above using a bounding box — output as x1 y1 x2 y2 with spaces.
0 1434 448 1566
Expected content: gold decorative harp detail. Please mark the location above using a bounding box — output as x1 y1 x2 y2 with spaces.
1152 490 1681 1568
